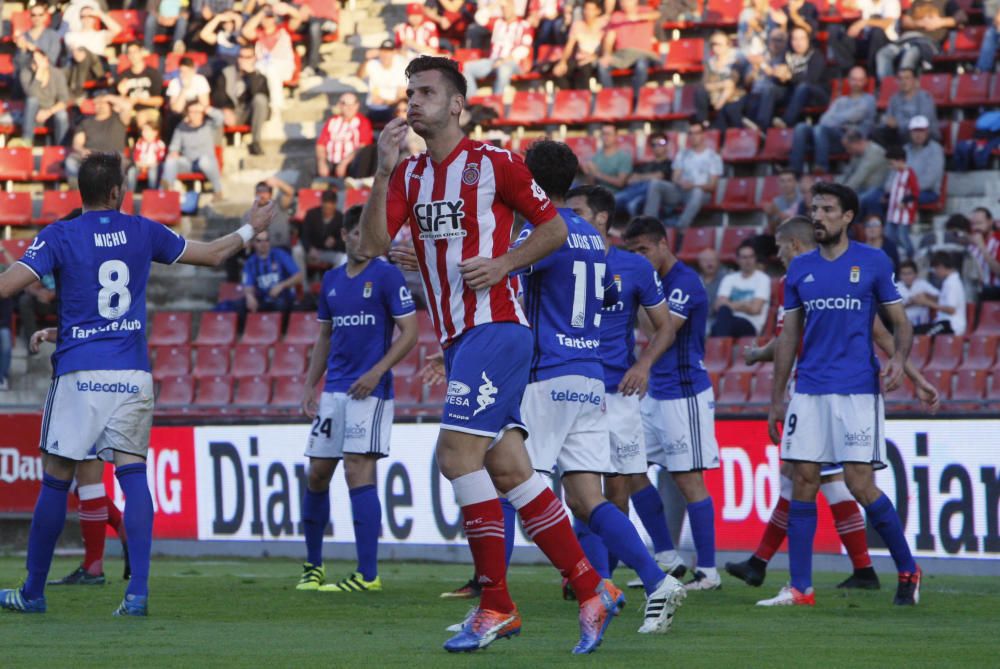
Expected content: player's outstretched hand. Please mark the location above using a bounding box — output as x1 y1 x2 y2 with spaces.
459 256 507 291
619 363 649 397
348 368 381 400
767 402 785 445
389 243 420 272
743 344 759 366
302 385 319 419
248 199 278 233
881 356 905 393
29 327 56 354
376 118 410 177
914 374 941 413
420 351 446 386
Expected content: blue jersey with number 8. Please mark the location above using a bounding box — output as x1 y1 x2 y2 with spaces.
18 210 187 377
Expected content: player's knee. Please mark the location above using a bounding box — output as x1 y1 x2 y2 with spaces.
44 454 77 481
844 472 879 506
672 471 707 502
307 462 335 491
344 455 376 488
791 468 820 498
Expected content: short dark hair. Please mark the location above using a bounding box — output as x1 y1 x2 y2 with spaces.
79 152 124 208
777 167 796 178
899 259 918 273
321 189 338 204
255 181 273 193
405 55 467 99
566 184 615 223
737 239 758 259
898 66 918 77
623 216 666 243
811 181 859 223
885 145 906 161
179 56 195 69
524 140 578 200
776 215 816 247
945 213 971 233
843 128 866 143
972 206 994 222
343 204 363 232
930 251 955 270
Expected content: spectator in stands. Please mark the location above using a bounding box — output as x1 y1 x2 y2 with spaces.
711 241 771 337
905 115 945 206
864 215 900 268
873 67 939 148
13 4 61 95
528 0 570 62
162 101 225 200
753 25 829 131
65 94 134 186
660 122 723 228
910 251 967 335
466 0 504 50
117 44 165 130
769 0 821 37
738 0 772 61
130 123 167 190
247 177 295 253
462 0 532 95
362 40 407 124
211 45 270 156
693 32 751 132
315 92 374 179
881 144 919 258
658 0 700 23
167 56 212 115
598 0 661 98
198 10 245 72
789 66 876 175
552 0 609 90
298 0 339 76
582 124 634 193
970 206 1000 300
614 131 673 216
875 0 967 79
840 128 888 219
896 259 936 327
395 3 442 57
220 230 303 315
423 0 473 51
66 44 108 102
302 189 346 271
763 168 803 229
64 4 121 57
243 3 298 117
144 0 191 54
828 0 899 76
697 247 731 321
975 9 1000 73
22 51 70 145
745 28 787 121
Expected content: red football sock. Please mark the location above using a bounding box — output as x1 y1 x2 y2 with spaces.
515 485 599 604
106 497 125 537
79 496 109 574
829 500 872 569
462 499 514 613
753 496 790 563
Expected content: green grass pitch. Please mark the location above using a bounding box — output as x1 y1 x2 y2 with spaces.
0 557 995 668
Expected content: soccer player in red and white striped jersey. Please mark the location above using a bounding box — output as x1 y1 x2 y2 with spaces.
359 56 620 654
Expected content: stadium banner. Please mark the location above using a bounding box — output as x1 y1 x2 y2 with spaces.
0 414 45 514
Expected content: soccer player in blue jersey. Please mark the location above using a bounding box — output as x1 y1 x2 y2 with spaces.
759 182 922 607
0 152 276 616
564 186 689 584
624 217 723 592
297 206 418 593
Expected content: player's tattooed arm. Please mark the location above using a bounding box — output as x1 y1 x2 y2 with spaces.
872 316 939 411
460 214 569 291
769 308 802 444
301 322 333 418
361 118 410 258
876 301 912 393
348 313 418 400
622 302 677 397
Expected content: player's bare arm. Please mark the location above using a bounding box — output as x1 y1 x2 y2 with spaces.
459 214 569 291
179 199 277 266
359 118 410 258
745 338 776 365
0 263 44 299
877 301 912 393
29 327 58 354
622 303 677 397
301 322 333 418
389 243 419 271
872 316 940 411
769 308 803 444
348 313 418 400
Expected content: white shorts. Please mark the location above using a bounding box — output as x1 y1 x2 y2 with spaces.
606 392 648 475
781 393 886 470
641 387 720 472
304 392 393 459
522 376 613 475
40 371 154 462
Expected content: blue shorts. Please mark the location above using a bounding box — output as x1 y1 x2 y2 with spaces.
441 322 532 439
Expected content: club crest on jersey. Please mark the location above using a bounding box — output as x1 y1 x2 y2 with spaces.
363 281 373 298
462 163 480 186
613 274 622 293
414 199 467 240
850 266 861 283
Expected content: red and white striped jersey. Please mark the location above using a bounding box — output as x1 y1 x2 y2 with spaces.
394 20 440 52
972 233 1000 288
885 166 919 227
317 113 374 166
488 18 533 62
387 137 557 346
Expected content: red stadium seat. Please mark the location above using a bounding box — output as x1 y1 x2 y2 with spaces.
149 311 192 346
416 312 438 346
591 88 634 124
546 89 592 125
194 312 237 346
921 369 953 399
964 334 998 370
394 375 425 408
718 371 751 404
876 76 898 110
663 38 705 73
759 175 784 206
720 128 760 163
949 368 987 410
270 343 309 377
242 312 282 346
976 302 1000 335
157 375 194 407
152 345 191 381
704 337 733 374
703 0 743 26
0 147 33 182
719 226 759 263
701 129 722 153
629 86 677 122
953 73 990 107
0 192 32 226
9 10 36 38
140 189 182 225
232 344 269 378
677 227 717 264
33 190 82 225
727 336 761 373
468 93 506 118
217 282 244 303
284 312 320 345
749 369 774 404
498 91 548 127
907 334 931 369
717 178 758 213
758 127 795 162
675 84 698 118
424 378 446 408
121 190 136 215
165 50 209 75
883 378 915 411
920 73 951 107
108 10 146 44
193 345 230 378
610 20 656 55
991 73 1000 103
271 375 307 407
293 188 324 223
943 25 987 62
345 187 371 210
563 135 599 164
194 376 233 406
396 347 422 378
116 51 160 74
234 375 271 407
921 335 961 371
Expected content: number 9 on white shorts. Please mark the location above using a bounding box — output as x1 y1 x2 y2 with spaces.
304 392 394 459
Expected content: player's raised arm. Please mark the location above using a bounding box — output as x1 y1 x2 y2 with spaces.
177 200 277 267
359 118 410 259
769 307 803 444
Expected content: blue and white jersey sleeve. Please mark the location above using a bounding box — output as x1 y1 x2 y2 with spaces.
148 219 187 265
241 256 256 287
18 226 60 279
638 262 666 308
511 223 556 275
784 258 805 312
665 269 701 320
277 248 300 277
873 253 902 305
317 270 335 323
383 263 417 318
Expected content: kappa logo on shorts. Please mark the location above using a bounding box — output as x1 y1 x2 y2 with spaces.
345 422 367 439
845 427 872 448
473 372 498 416
663 436 689 456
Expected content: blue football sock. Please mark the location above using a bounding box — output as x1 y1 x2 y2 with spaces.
590 501 663 595
573 516 610 579
349 485 381 581
22 473 71 600
116 463 153 598
865 494 917 574
302 487 329 567
631 484 675 553
788 500 817 592
687 497 716 569
608 551 620 576
500 497 516 568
